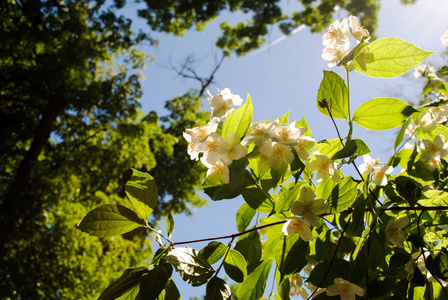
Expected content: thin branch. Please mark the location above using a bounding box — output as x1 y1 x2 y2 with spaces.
172 220 286 246
168 52 226 97
308 217 351 299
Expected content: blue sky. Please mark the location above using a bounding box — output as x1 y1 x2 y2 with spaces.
124 0 448 298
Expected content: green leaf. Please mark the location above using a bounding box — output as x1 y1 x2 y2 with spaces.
156 279 181 300
274 181 303 214
316 177 337 200
242 188 273 213
389 249 411 269
152 247 171 265
296 116 313 137
98 267 150 300
206 277 231 300
354 139 371 157
276 234 309 277
234 231 262 266
277 277 291 300
317 70 349 120
307 259 351 287
204 159 253 200
313 138 343 158
235 260 273 300
199 242 228 265
408 234 426 248
76 204 145 237
352 37 434 78
166 213 175 239
331 177 358 212
222 94 253 138
236 202 256 232
223 249 248 283
278 111 290 124
353 98 416 130
395 118 412 150
125 169 158 221
434 248 448 281
139 263 173 300
332 139 357 160
165 247 215 286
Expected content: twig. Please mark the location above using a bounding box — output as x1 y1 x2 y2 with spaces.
172 220 286 246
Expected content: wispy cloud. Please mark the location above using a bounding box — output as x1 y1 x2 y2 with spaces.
245 24 306 58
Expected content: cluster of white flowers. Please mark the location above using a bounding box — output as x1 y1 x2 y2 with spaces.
413 64 440 80
183 89 247 184
358 154 393 186
322 16 370 67
418 134 448 171
283 186 328 242
242 119 315 171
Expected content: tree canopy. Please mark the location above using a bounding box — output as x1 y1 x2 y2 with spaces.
0 0 392 298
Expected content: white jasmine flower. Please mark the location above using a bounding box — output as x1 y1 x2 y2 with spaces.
385 217 409 247
282 217 313 242
429 105 448 123
322 19 349 47
183 118 220 160
418 134 448 171
257 154 271 174
206 160 230 184
220 132 248 166
358 154 380 174
289 273 309 298
441 27 448 47
207 88 243 119
326 278 364 300
294 135 316 161
371 165 393 186
322 41 351 68
416 111 436 133
414 65 427 78
290 186 328 227
242 120 279 147
308 152 341 182
259 141 295 170
267 120 307 146
348 16 370 42
198 132 231 167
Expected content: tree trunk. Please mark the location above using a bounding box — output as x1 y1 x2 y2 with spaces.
0 85 67 247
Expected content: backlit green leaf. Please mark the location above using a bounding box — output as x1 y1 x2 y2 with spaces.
156 279 181 300
331 177 358 212
276 234 309 277
353 98 416 130
353 37 433 78
76 204 145 237
166 213 175 239
199 242 228 265
222 94 253 138
98 267 150 300
236 202 256 232
235 260 273 300
223 249 248 283
125 169 158 221
234 231 262 266
165 247 215 286
317 70 349 120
